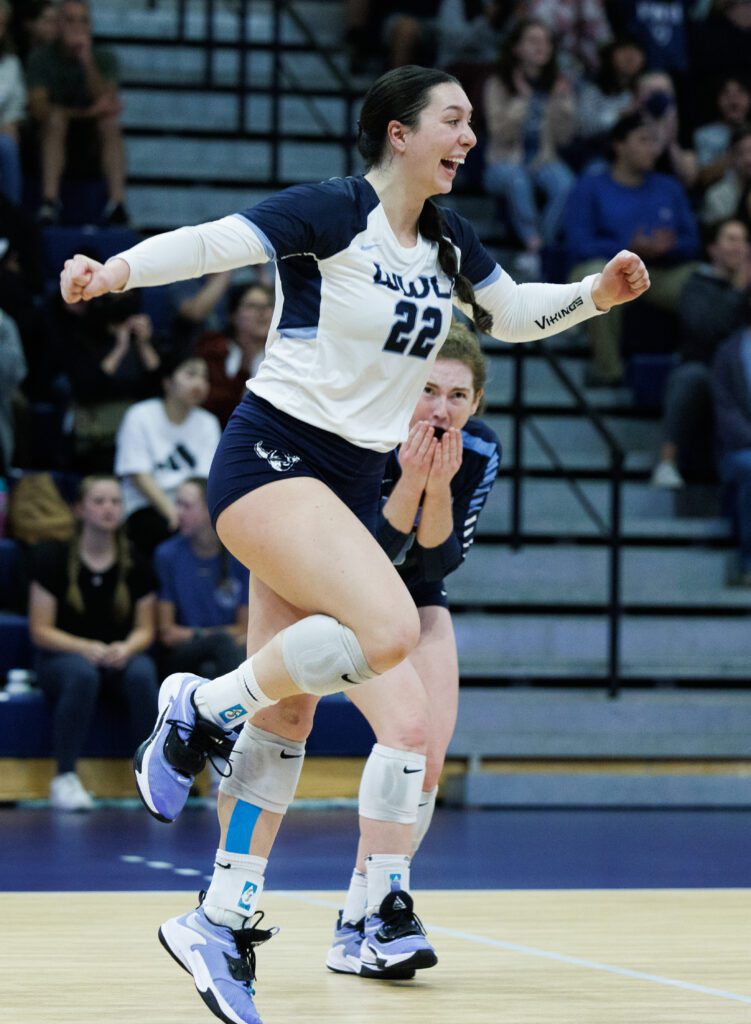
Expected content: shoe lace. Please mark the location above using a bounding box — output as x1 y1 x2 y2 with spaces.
165 713 236 778
378 900 427 941
230 911 279 994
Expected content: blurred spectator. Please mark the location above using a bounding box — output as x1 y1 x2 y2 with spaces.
26 0 128 226
701 124 751 228
155 477 248 680
635 69 698 190
56 289 163 473
690 0 751 100
575 36 645 166
114 352 221 558
28 475 158 810
711 312 751 585
436 0 514 70
196 281 272 427
383 0 443 69
0 306 25 474
0 193 46 399
652 218 751 488
521 0 613 77
0 0 26 206
609 0 696 80
693 76 751 191
482 18 577 273
564 111 700 385
169 270 232 351
18 0 59 62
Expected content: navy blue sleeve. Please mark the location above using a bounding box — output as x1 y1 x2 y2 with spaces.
238 177 375 262
440 207 499 288
414 420 501 580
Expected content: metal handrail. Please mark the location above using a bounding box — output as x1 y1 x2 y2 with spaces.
508 341 625 698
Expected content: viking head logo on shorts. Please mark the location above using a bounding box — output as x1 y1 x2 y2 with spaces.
254 441 301 473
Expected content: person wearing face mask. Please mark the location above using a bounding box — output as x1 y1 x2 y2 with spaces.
114 352 221 558
60 65 649 1024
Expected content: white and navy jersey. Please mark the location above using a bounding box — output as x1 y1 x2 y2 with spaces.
117 175 605 452
378 417 502 586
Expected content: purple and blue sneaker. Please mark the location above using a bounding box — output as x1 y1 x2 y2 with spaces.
134 672 235 823
326 910 417 979
360 887 437 977
159 898 275 1024
326 912 364 975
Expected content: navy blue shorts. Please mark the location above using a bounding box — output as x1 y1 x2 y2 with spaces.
207 392 390 534
406 578 448 609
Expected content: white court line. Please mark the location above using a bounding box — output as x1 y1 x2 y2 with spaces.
275 891 751 1006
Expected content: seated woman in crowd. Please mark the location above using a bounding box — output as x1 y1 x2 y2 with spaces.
575 36 645 168
114 351 221 557
482 18 577 275
155 476 248 681
195 280 273 427
28 475 158 811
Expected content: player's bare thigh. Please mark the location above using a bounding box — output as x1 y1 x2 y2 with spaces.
217 476 420 670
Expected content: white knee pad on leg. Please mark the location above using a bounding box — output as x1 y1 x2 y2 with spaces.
219 723 305 814
358 743 425 824
281 614 376 696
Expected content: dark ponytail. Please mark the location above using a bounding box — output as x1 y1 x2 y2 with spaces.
418 200 493 334
358 65 494 335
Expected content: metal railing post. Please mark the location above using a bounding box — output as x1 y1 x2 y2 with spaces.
510 343 525 552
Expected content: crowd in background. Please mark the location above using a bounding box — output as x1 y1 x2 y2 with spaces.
2 0 751 801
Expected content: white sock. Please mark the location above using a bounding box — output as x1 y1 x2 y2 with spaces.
195 657 278 730
412 786 438 855
203 849 267 929
365 853 411 915
342 869 368 925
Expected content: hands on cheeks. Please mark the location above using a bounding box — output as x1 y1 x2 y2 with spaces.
399 421 463 493
59 254 130 304
590 250 651 312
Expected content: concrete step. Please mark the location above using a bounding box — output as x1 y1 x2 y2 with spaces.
484 413 659 469
478 480 728 540
453 613 751 679
448 545 745 607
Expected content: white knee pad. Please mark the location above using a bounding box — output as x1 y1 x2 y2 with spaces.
281 614 376 696
358 743 425 824
219 723 305 814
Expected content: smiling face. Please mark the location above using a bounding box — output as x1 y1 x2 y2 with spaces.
410 358 482 432
394 82 476 197
78 479 123 532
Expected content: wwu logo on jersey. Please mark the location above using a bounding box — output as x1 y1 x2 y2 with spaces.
254 441 301 472
534 296 583 330
372 262 452 300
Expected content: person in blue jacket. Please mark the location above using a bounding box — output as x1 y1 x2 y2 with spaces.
565 110 699 385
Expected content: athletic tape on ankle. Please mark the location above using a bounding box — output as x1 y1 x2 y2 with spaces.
358 743 425 824
219 722 305 813
281 614 375 696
